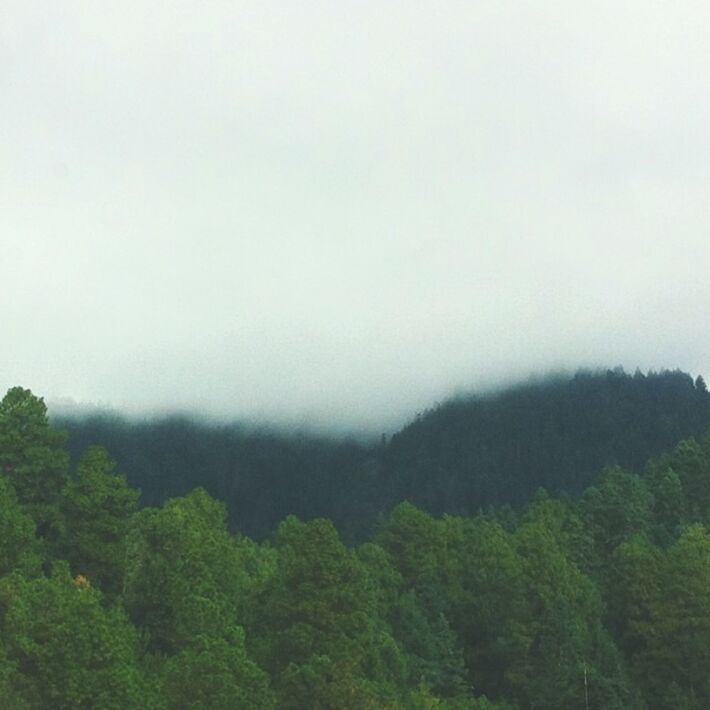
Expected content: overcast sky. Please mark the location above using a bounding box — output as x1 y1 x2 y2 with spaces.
2 1 710 431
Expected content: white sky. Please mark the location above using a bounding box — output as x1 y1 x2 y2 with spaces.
2 1 710 430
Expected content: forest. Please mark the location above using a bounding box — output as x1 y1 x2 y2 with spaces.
57 368 710 541
2 369 710 707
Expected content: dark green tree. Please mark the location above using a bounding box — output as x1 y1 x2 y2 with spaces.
0 477 40 578
582 467 653 556
442 516 528 700
0 387 69 539
59 445 139 596
633 525 710 709
247 516 405 708
511 519 632 709
650 437 710 520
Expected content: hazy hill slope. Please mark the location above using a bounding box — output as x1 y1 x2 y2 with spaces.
382 369 710 515
53 414 374 540
55 369 710 540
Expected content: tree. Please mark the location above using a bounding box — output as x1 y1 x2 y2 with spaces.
632 525 710 709
0 476 40 578
646 467 685 544
376 502 447 591
582 467 652 556
59 446 139 596
511 519 632 709
0 563 152 709
0 387 69 539
161 631 274 710
442 516 528 701
606 536 662 653
650 438 710 520
123 489 250 654
246 516 404 707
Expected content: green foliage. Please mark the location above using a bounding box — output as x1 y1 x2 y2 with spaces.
647 467 685 543
388 589 469 698
123 488 249 654
511 519 632 709
59 446 139 596
521 494 595 572
606 536 662 657
631 525 710 709
651 437 710 520
442 516 528 701
385 369 710 520
377 503 447 590
0 563 149 709
2 382 710 708
247 516 405 707
0 387 69 538
582 466 653 556
161 631 274 709
0 477 40 577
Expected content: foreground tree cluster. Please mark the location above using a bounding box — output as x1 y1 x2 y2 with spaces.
3 383 710 708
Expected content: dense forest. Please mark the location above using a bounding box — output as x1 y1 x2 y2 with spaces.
1 372 710 707
57 368 710 541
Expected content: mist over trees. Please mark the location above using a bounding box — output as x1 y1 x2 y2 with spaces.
2 369 710 707
57 368 710 541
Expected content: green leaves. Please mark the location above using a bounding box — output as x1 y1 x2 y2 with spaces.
0 477 40 577
161 632 274 710
629 525 710 709
582 467 653 556
123 489 249 654
0 564 149 709
59 446 139 596
246 516 406 707
1 383 710 708
0 387 69 539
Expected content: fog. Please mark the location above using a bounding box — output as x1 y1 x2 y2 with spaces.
2 1 710 431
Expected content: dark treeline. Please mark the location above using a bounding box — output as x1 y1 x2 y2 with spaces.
54 414 376 541
3 381 710 707
384 368 710 514
56 368 710 541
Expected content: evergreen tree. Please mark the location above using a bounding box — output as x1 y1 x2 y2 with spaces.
0 477 40 577
247 516 405 707
0 387 69 539
634 525 710 709
0 563 152 709
59 445 139 596
123 488 251 654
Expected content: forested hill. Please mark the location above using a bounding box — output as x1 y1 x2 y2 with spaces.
383 368 710 515
55 368 710 541
5 379 710 707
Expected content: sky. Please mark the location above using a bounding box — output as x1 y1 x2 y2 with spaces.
2 1 710 431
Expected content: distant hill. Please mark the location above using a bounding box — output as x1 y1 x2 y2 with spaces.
55 368 710 540
382 368 710 516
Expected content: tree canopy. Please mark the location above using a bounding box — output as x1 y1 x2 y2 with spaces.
2 376 710 707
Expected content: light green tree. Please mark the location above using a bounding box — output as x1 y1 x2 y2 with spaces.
123 488 251 653
0 563 154 709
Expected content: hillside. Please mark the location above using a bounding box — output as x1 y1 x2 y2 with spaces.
4 379 710 707
55 368 710 540
383 368 710 514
